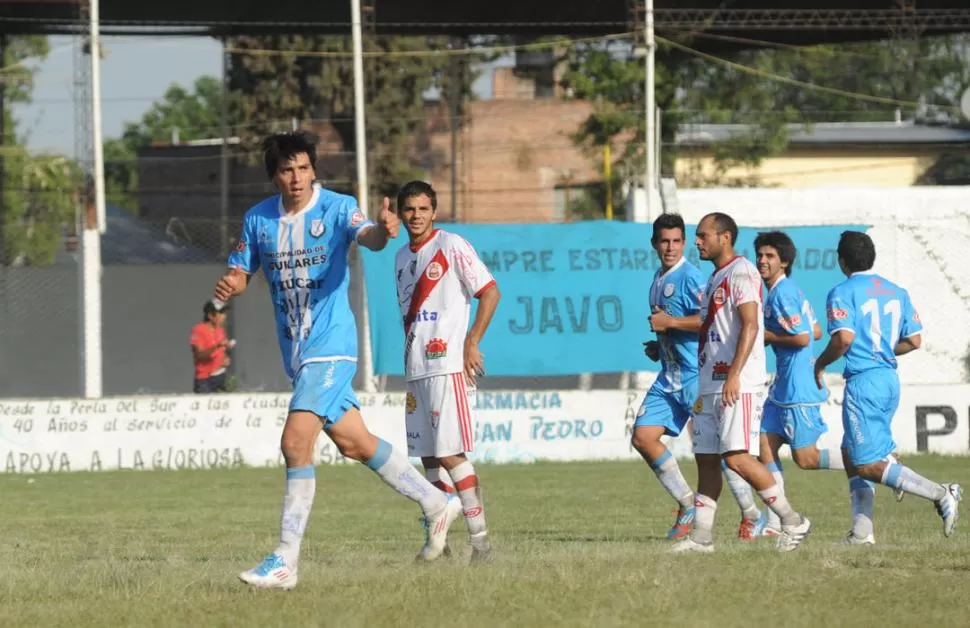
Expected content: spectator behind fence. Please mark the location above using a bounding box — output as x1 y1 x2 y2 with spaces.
190 299 235 393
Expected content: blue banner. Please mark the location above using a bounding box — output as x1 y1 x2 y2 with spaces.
362 221 866 376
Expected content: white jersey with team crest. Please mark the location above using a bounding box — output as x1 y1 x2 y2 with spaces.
697 256 767 395
395 229 496 381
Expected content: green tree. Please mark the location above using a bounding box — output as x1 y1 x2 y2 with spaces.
1 35 79 266
562 34 970 215
103 75 232 212
227 35 483 200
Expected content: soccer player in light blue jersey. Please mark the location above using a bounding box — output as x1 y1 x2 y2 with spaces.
633 213 705 540
754 231 846 537
815 231 961 545
214 132 461 590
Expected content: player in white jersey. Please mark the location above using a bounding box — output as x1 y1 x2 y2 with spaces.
215 133 461 590
671 212 811 553
394 181 501 563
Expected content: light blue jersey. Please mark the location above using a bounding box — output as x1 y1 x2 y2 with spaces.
228 183 375 380
826 271 922 465
826 271 922 379
648 258 705 393
635 258 704 437
764 276 827 406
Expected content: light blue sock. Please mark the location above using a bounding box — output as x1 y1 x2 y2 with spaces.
365 438 448 515
881 463 946 502
818 448 845 470
278 464 316 566
848 475 876 539
649 450 693 509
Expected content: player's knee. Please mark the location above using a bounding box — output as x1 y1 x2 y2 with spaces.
280 432 312 465
721 452 745 475
791 447 819 470
855 462 885 481
630 427 661 455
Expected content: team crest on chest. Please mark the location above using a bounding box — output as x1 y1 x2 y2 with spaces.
425 261 443 280
713 287 726 305
663 283 675 298
310 219 326 238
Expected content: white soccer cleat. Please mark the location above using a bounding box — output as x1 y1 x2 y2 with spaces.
936 483 962 537
840 531 875 546
762 526 782 538
239 552 298 590
418 495 463 562
669 535 714 554
469 531 493 564
776 516 812 552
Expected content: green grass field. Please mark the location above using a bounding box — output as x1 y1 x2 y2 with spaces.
1 456 968 627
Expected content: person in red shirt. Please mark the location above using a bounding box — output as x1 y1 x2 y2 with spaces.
190 299 235 393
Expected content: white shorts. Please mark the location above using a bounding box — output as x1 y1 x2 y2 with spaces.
692 390 765 456
405 373 475 457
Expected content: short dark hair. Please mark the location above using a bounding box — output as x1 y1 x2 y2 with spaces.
754 231 797 277
651 212 686 243
396 180 437 212
261 131 318 179
838 231 876 273
702 212 738 245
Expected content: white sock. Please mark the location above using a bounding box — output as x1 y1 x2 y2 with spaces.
881 463 947 502
365 438 448 516
765 460 784 531
425 466 456 495
447 460 488 537
651 450 694 509
757 483 800 527
848 475 875 538
690 494 717 544
722 461 761 521
818 447 845 470
278 465 316 567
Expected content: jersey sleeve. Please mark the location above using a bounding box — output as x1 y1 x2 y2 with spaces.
775 291 812 335
899 290 923 338
342 199 375 244
679 269 704 315
189 324 206 349
826 286 855 335
730 265 762 306
450 235 496 297
227 212 260 274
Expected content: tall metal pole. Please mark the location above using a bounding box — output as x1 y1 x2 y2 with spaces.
644 0 656 224
351 0 375 393
449 40 460 221
81 0 105 398
219 38 230 258
0 35 6 265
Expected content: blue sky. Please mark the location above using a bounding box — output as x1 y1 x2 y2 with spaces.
12 35 508 156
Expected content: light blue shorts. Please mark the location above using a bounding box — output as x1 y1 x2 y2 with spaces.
634 375 698 437
289 361 360 426
841 369 900 466
762 400 828 451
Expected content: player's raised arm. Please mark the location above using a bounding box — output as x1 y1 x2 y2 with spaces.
357 197 399 252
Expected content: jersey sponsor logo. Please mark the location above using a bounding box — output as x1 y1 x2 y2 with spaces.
403 309 439 325
404 250 449 335
350 211 366 227
828 307 849 321
426 261 444 281
663 283 675 298
708 330 722 343
712 361 730 380
779 314 802 332
425 338 448 359
405 392 417 414
310 219 326 238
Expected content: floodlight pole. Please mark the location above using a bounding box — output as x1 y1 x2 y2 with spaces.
351 0 376 393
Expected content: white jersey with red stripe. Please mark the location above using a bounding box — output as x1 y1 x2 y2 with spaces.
395 229 496 381
697 255 767 395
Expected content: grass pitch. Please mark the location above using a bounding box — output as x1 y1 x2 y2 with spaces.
1 456 968 627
